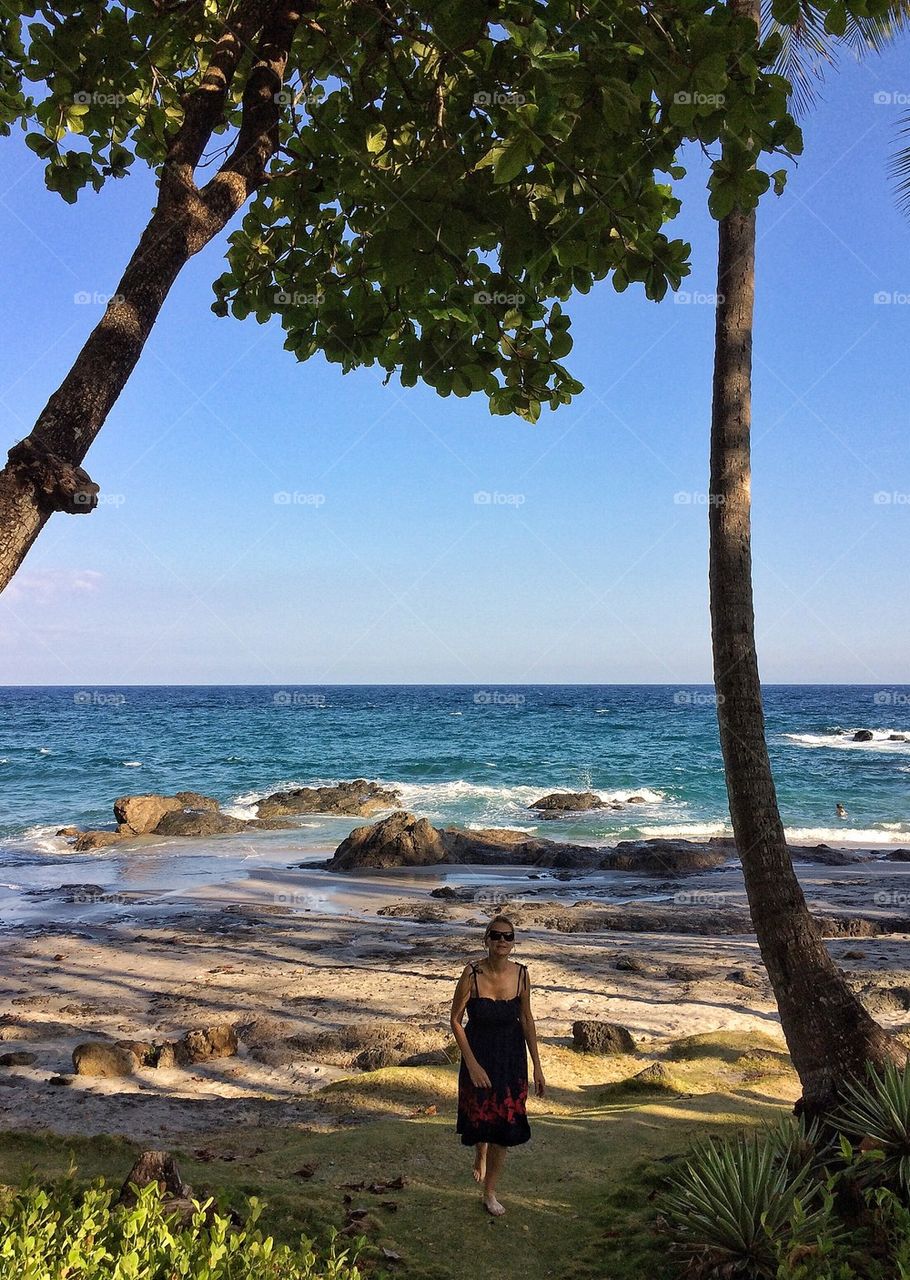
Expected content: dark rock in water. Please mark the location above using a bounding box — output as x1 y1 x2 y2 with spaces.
888 734 907 741
174 791 220 811
708 835 861 867
430 885 465 900
888 849 910 861
114 794 188 834
72 830 125 851
604 839 729 874
529 791 605 812
572 1020 637 1055
154 810 246 837
328 811 602 871
625 795 648 804
256 780 400 819
853 729 874 742
333 812 446 869
789 844 859 866
25 883 108 901
245 816 299 830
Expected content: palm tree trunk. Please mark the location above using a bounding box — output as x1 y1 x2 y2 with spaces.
0 0 302 593
709 76 905 1111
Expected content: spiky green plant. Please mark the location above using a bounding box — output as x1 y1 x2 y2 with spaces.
832 1060 910 1194
659 1130 837 1278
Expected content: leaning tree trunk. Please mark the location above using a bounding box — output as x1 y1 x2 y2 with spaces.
0 0 302 593
708 55 905 1111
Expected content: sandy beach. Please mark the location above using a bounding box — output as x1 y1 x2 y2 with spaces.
1 843 907 1144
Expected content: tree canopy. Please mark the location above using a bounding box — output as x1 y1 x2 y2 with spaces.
0 0 817 421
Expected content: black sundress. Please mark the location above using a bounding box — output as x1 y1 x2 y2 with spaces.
456 961 531 1147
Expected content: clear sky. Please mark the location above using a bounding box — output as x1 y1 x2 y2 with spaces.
1 44 908 685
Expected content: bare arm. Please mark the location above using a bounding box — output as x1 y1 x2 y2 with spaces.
519 968 544 1086
450 965 481 1071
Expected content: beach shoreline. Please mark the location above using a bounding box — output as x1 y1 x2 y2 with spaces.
0 837 907 1144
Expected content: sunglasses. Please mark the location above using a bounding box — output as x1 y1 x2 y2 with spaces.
488 930 515 942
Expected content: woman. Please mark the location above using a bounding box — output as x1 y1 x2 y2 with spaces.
450 914 546 1216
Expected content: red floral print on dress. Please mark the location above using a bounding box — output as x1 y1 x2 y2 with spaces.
464 1080 528 1126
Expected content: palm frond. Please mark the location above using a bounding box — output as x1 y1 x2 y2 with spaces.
890 112 910 218
760 0 910 117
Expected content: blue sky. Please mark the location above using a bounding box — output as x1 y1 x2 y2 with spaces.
1 43 908 685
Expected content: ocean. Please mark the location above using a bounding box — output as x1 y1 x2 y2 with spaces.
1 684 908 919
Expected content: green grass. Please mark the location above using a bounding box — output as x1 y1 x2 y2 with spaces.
0 1031 802 1280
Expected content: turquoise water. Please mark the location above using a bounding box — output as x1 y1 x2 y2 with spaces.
2 685 909 859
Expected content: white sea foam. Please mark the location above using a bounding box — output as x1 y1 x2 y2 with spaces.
783 825 910 846
17 824 72 853
122 761 142 767
38 747 51 754
785 729 910 750
393 779 665 813
465 822 538 834
637 821 729 841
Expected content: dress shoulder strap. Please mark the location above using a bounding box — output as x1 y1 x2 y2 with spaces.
469 963 479 997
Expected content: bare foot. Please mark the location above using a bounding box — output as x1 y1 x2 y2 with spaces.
472 1149 487 1183
482 1193 505 1216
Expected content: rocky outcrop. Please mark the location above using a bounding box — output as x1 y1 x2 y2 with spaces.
73 1041 138 1077
173 1023 238 1065
60 788 299 849
114 794 185 835
572 1021 637 1055
331 811 446 869
72 830 126 851
853 729 874 742
530 791 605 812
153 810 247 838
256 780 399 820
327 813 735 875
604 839 729 874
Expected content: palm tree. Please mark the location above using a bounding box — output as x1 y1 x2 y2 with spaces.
709 0 909 1113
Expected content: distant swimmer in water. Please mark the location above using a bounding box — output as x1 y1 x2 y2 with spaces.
836 803 848 819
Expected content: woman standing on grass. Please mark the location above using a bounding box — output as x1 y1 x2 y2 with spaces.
450 914 546 1216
